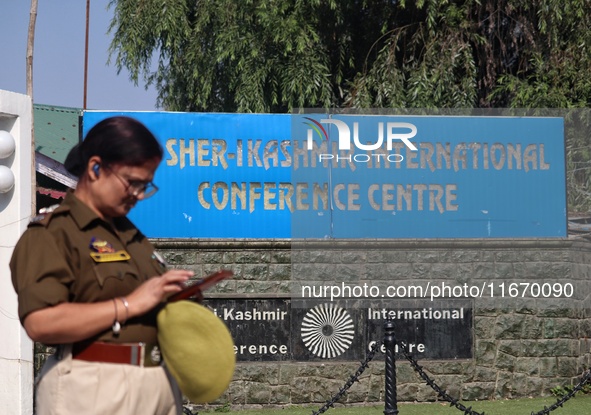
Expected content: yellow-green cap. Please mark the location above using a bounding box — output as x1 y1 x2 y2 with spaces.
157 300 235 403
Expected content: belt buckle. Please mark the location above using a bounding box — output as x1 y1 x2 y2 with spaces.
132 343 161 367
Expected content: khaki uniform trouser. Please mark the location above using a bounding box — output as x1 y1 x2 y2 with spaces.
35 345 183 415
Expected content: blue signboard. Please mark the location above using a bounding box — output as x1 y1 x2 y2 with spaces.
290 114 566 238
82 111 566 238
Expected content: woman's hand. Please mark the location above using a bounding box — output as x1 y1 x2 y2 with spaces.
22 269 194 344
125 269 194 318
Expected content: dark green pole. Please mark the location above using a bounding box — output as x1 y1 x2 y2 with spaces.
383 320 399 415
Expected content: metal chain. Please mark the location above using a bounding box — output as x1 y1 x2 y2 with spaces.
183 342 382 415
184 339 590 415
400 339 591 415
530 369 591 415
397 341 486 415
311 341 383 415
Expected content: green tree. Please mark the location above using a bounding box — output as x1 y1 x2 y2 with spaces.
111 0 477 112
109 0 373 112
487 0 591 211
109 0 591 111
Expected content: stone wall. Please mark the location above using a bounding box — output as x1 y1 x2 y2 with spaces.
34 238 591 409
154 238 591 409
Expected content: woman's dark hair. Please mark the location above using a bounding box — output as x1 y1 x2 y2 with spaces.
64 116 163 176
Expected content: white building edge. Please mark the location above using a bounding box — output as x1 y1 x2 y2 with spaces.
0 89 34 415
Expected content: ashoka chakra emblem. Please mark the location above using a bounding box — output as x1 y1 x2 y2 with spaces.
301 303 355 359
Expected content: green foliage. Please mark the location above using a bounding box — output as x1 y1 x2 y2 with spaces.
109 0 350 112
550 383 591 398
108 0 591 112
109 0 460 111
213 402 232 413
344 24 478 108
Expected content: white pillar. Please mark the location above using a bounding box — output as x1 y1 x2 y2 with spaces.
0 90 34 415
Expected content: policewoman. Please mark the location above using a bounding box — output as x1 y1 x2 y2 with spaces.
10 116 193 415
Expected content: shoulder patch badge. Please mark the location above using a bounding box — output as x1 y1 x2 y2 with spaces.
89 237 130 262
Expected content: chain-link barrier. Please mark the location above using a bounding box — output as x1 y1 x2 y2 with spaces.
529 369 591 415
312 320 591 415
310 340 383 415
185 319 591 415
398 341 486 415
398 338 591 415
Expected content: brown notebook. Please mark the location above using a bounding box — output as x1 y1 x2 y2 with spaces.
167 269 233 302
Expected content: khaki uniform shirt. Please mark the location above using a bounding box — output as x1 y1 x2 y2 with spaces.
10 191 167 344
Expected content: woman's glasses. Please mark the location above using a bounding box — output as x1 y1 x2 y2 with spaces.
108 168 159 199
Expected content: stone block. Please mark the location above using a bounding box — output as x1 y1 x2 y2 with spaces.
384 263 414 279
408 251 439 263
474 317 496 339
495 314 526 339
494 371 514 399
495 351 516 371
234 251 267 264
543 318 579 339
472 366 497 382
411 262 433 277
245 381 272 404
394 362 418 383
225 380 246 405
425 361 472 375
416 383 439 402
339 251 367 264
538 357 558 377
443 250 482 263
240 364 279 384
473 262 495 279
242 264 269 280
201 251 225 264
335 263 366 282
514 357 539 376
269 385 292 404
367 375 383 401
461 382 495 401
289 377 311 404
430 263 455 279
498 340 527 357
396 383 419 401
344 376 370 403
556 357 578 377
272 251 291 264
522 315 544 339
309 378 344 403
494 262 515 279
366 249 408 263
269 263 291 280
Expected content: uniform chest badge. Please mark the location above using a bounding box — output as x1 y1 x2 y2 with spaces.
89 237 131 262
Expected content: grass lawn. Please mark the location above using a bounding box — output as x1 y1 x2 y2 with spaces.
198 395 591 415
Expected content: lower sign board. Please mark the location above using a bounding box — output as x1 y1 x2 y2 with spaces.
204 298 473 362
